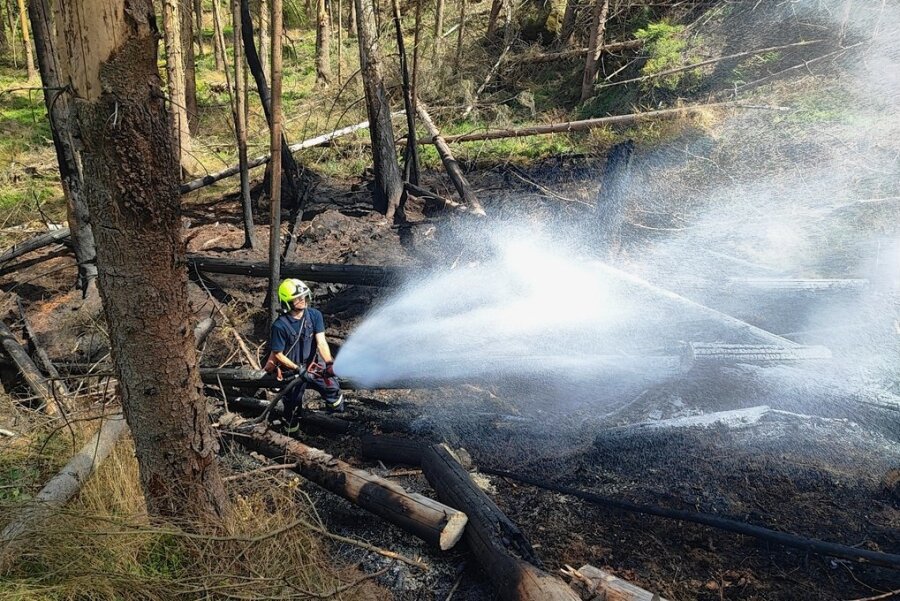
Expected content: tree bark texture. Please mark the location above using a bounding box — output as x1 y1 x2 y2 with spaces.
354 0 402 218
232 0 255 248
181 0 199 134
28 0 98 295
162 0 201 176
16 0 36 79
580 0 609 101
315 0 331 84
52 0 229 520
268 0 285 325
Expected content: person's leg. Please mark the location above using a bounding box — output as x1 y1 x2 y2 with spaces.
306 373 343 412
282 382 308 432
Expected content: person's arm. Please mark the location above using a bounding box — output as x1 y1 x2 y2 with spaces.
274 351 301 371
314 332 333 363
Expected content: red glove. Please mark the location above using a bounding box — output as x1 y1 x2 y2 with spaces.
325 362 336 377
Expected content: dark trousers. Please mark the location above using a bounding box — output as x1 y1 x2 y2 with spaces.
282 372 341 425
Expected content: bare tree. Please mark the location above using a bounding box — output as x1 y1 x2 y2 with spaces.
269 0 285 323
194 0 204 55
52 0 230 519
182 0 200 134
391 0 419 187
354 0 402 218
259 0 270 75
316 0 331 85
15 0 35 79
28 0 97 296
232 0 255 248
580 0 609 102
162 0 202 175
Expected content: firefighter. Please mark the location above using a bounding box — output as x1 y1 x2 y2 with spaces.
270 278 344 432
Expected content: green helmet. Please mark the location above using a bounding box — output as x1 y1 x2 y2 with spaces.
277 278 311 312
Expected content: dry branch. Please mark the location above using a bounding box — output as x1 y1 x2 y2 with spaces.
430 102 744 144
0 227 70 266
0 415 129 572
0 318 60 414
511 39 643 65
415 101 486 216
222 418 467 550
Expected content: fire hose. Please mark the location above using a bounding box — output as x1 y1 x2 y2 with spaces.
480 467 900 571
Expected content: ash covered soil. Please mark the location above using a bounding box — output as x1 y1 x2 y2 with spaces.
4 157 900 601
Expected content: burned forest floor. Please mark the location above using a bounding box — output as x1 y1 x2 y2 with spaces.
2 138 899 600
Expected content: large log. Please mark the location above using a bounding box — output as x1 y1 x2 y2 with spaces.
569 564 668 601
421 443 579 600
415 101 486 216
222 418 467 550
361 433 427 465
0 415 129 571
0 319 60 414
187 254 410 286
226 395 351 433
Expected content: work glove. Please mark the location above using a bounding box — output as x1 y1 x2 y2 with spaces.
325 362 336 378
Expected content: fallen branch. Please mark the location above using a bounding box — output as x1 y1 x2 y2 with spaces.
430 102 746 144
510 39 643 65
179 113 404 194
0 415 129 572
415 101 487 216
0 318 61 415
0 227 70 266
597 39 825 90
223 462 299 481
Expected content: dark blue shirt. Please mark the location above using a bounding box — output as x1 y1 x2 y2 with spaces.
270 308 326 368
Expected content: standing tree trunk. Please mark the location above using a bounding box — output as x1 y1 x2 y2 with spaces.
258 0 270 76
16 0 35 79
194 0 204 55
162 0 202 176
28 0 97 296
232 0 255 248
268 0 284 324
336 0 342 84
347 0 357 36
52 0 230 520
433 0 443 55
213 3 226 71
579 0 608 102
454 0 466 69
0 2 8 53
558 0 578 48
239 0 307 207
315 0 331 85
354 0 402 218
391 0 418 187
486 0 502 38
7 0 20 67
182 0 200 134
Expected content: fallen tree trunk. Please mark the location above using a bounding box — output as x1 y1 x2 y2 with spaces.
566 564 669 601
0 415 129 572
0 319 60 415
415 101 486 216
0 227 70 266
187 255 410 286
429 102 742 144
510 39 643 65
226 395 350 433
221 417 467 550
179 116 400 194
361 433 428 465
414 443 578 600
